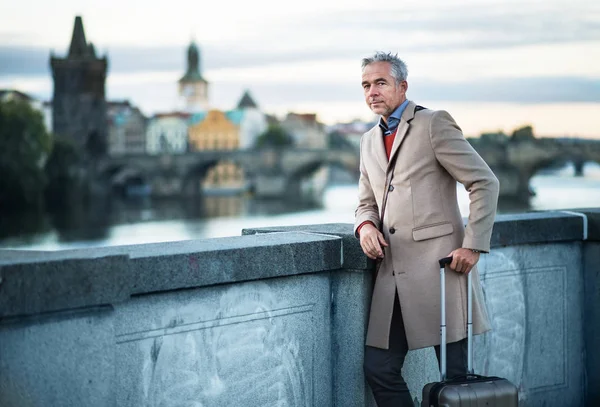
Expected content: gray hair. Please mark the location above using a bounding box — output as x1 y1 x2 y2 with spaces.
361 52 408 84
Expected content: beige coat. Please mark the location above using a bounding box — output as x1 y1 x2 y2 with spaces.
354 101 499 350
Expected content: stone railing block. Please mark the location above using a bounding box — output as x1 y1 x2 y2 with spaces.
0 232 342 318
490 211 586 247
243 223 370 270
0 251 130 319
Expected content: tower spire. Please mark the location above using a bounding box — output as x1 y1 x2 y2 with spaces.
68 16 90 58
179 41 205 82
178 40 209 111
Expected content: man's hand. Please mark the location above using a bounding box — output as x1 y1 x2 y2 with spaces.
359 224 389 260
447 248 480 274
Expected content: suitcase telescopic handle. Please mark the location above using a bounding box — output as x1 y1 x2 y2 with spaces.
439 256 453 268
439 256 474 381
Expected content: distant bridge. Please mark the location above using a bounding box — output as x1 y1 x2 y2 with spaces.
469 136 600 201
99 137 600 202
99 147 360 200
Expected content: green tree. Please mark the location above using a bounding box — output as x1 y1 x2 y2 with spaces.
0 99 52 212
44 136 83 210
255 124 294 148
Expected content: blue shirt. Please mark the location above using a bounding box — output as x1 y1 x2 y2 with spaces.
378 99 409 136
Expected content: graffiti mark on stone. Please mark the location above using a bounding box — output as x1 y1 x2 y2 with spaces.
139 283 310 407
476 252 526 389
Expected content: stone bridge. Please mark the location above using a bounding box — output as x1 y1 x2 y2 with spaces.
1 209 599 406
469 137 600 200
99 147 360 200
100 136 600 202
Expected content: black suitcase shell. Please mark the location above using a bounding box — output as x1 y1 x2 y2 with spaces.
422 374 518 406
421 257 519 406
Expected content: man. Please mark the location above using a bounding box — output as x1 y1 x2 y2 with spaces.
354 52 499 406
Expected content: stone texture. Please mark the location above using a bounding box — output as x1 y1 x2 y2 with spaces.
120 232 342 295
490 212 585 248
0 232 342 318
0 253 130 318
329 269 374 407
474 243 585 406
583 242 600 406
243 223 370 270
0 307 115 407
113 273 332 407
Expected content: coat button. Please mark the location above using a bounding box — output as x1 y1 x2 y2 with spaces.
389 227 396 234
388 185 394 192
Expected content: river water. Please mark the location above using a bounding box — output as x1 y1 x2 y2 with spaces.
1 163 599 251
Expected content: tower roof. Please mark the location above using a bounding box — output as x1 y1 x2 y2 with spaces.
236 90 258 109
68 16 96 58
179 40 207 83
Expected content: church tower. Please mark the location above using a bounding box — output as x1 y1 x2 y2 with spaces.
50 16 108 155
178 41 209 112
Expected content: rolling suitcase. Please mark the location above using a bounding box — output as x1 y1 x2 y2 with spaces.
421 256 519 406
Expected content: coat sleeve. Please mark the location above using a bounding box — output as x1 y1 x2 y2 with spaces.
429 110 500 252
354 133 381 238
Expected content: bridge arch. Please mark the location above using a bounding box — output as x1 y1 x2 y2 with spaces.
182 158 248 197
99 163 150 197
476 137 600 201
524 153 600 188
286 157 360 203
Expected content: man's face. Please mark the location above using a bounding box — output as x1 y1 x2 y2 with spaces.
361 61 407 120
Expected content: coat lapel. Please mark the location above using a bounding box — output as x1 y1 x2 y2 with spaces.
387 100 416 172
371 126 388 173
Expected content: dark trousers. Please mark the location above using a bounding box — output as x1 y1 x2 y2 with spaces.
364 293 468 407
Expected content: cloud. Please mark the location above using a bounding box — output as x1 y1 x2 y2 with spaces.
294 2 600 47
110 76 600 114
2 68 598 108
410 77 600 103
1 2 598 77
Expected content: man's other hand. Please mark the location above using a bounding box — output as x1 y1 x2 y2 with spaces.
447 248 480 274
359 224 389 260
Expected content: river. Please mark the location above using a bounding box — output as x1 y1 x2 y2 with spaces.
1 163 599 251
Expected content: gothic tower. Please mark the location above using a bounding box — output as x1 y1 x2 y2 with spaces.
50 16 108 155
178 41 209 112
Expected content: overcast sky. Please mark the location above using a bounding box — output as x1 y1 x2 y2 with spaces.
1 0 599 137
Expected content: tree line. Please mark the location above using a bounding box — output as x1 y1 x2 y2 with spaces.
0 99 81 214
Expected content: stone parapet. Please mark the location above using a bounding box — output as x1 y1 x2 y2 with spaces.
0 232 342 319
0 210 598 406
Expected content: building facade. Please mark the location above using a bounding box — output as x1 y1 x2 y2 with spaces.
327 119 374 149
146 113 190 155
107 101 147 156
178 41 209 112
188 109 239 151
281 113 328 149
235 90 267 149
188 109 245 191
50 16 108 154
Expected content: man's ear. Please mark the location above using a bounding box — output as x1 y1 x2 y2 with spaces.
402 80 408 93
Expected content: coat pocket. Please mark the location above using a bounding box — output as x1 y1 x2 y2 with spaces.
412 221 454 241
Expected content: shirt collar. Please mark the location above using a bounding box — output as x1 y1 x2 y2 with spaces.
378 99 409 136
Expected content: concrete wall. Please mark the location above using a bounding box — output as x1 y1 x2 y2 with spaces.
1 210 599 407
